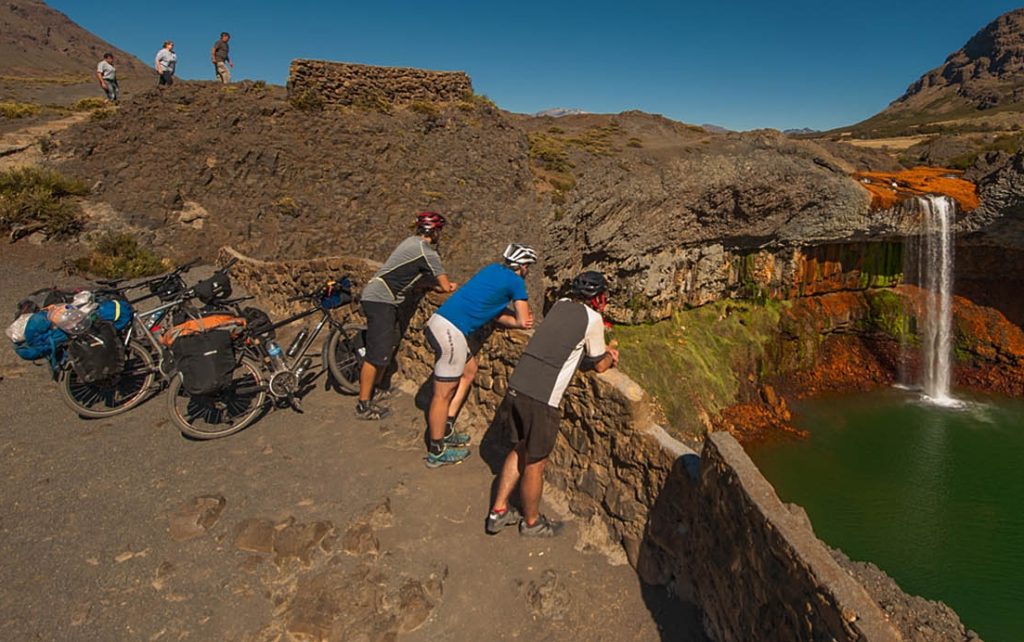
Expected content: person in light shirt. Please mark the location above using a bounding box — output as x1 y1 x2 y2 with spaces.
95 53 118 102
155 41 177 87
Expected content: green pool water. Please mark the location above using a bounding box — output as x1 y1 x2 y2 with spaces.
746 389 1024 642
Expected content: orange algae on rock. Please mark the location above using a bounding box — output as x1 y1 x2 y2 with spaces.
852 166 979 212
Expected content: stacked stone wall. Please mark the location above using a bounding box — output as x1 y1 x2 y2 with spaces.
223 248 943 642
288 59 473 108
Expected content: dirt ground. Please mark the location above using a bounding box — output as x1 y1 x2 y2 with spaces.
0 243 706 641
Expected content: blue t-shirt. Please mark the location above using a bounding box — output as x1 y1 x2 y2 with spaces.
436 263 528 336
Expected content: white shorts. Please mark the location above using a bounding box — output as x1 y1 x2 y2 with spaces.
425 314 469 381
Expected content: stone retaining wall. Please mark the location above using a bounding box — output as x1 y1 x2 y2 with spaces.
287 59 474 108
223 248 935 641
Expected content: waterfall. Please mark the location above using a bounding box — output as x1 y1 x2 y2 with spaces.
916 195 958 406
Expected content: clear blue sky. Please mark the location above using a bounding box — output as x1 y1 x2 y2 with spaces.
50 0 1022 131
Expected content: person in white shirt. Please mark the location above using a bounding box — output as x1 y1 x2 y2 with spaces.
95 53 118 102
155 41 177 87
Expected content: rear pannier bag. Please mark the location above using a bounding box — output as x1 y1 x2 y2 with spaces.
172 330 236 396
68 321 124 383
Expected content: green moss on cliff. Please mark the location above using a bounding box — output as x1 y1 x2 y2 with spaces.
612 299 783 437
858 242 903 288
863 289 913 341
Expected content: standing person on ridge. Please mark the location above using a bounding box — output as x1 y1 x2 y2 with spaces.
422 244 537 468
155 40 177 87
95 53 118 102
485 271 618 537
211 32 233 83
355 212 455 420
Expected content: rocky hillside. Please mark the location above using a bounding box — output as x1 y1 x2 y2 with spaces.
44 87 921 313
843 8 1024 139
0 0 151 104
49 83 546 289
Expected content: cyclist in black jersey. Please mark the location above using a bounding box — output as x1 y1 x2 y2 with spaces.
485 271 619 537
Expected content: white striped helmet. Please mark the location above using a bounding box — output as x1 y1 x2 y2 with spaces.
502 243 538 266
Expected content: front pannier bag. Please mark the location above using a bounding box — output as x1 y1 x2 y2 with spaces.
67 320 124 383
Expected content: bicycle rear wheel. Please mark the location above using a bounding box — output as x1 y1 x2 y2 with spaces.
59 340 157 419
325 322 366 395
167 356 267 440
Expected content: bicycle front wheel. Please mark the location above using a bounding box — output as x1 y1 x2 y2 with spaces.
325 322 367 395
59 340 157 419
167 357 267 440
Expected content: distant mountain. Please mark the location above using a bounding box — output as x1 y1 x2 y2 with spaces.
783 128 819 136
701 123 731 133
535 108 589 118
0 0 150 80
841 8 1024 138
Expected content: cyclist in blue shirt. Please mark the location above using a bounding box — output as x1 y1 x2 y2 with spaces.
423 244 537 467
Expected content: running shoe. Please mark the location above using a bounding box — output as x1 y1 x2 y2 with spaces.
372 387 399 403
355 401 391 420
425 446 470 468
442 428 471 446
519 514 562 538
485 506 522 535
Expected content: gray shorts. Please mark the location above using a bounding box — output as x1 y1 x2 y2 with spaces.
425 314 469 382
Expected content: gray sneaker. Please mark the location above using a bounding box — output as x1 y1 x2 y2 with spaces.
485 506 522 535
355 401 391 420
372 387 399 403
519 514 561 538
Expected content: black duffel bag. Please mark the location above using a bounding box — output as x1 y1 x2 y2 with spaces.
67 320 124 383
194 270 232 305
241 306 274 339
172 330 236 396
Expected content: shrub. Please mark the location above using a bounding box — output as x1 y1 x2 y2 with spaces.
252 80 267 90
627 137 643 148
461 92 497 111
528 133 573 173
274 195 299 215
352 91 392 113
409 101 440 117
289 89 324 112
89 108 116 121
73 232 167 278
0 167 89 239
70 97 108 112
0 101 43 119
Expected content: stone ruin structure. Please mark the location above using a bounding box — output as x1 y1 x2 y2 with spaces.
287 59 474 107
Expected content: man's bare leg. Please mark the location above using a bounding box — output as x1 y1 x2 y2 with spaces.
491 442 525 512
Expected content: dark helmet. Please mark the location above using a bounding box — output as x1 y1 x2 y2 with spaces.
570 270 607 299
415 211 446 234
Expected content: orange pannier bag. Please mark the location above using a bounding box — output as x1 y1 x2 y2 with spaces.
158 314 247 347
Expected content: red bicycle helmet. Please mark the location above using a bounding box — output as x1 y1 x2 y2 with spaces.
415 211 447 234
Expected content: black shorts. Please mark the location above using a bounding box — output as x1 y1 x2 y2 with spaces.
361 300 399 367
499 389 561 462
158 70 174 85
